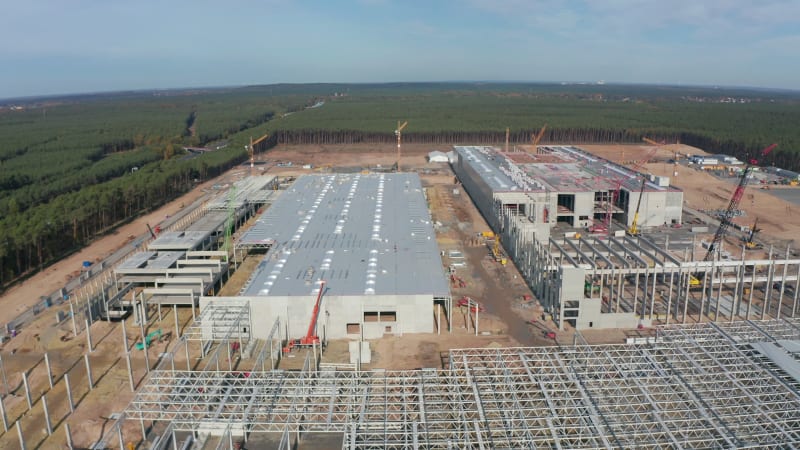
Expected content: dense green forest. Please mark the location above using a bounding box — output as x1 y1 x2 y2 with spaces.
265 89 800 168
1 82 799 290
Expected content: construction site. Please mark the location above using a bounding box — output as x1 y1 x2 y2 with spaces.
453 144 800 330
1 140 800 449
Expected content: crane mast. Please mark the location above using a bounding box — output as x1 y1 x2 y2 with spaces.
703 143 776 261
395 121 408 172
248 134 269 176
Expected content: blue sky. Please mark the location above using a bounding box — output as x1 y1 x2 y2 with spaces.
1 0 799 98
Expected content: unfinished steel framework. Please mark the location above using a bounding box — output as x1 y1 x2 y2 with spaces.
110 318 800 448
452 145 800 330
516 231 800 330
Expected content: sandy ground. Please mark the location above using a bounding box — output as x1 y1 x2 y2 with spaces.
583 143 800 249
0 142 644 448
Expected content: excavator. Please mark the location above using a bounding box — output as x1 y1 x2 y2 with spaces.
491 236 507 265
743 218 762 250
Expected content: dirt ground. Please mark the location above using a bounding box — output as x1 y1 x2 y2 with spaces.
0 142 651 448
583 143 800 249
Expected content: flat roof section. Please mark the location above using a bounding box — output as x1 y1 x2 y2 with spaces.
455 145 681 194
185 211 228 233
115 251 185 274
148 230 214 251
240 173 450 297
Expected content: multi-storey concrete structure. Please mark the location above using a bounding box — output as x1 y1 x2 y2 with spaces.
453 145 800 330
453 145 683 240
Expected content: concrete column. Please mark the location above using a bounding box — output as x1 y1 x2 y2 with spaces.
122 319 129 351
125 352 135 392
22 372 32 409
16 420 26 450
64 373 74 413
42 394 52 435
44 353 54 389
70 302 78 336
0 394 8 432
85 319 94 353
0 354 8 396
666 270 675 324
117 421 125 450
87 290 94 323
139 302 150 372
85 354 94 390
174 306 180 338
792 262 800 317
184 340 191 371
65 423 74 450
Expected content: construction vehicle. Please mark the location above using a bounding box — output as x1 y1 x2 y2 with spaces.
491 236 507 265
395 120 408 172
704 143 776 261
248 134 269 176
743 217 762 249
457 296 484 312
690 143 777 293
627 177 647 235
135 329 162 350
584 280 600 295
146 223 160 239
479 231 495 238
283 281 326 353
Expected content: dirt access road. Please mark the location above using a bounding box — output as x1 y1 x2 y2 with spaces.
0 172 241 327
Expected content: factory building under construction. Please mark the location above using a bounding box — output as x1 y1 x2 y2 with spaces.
453 145 800 330
207 173 451 342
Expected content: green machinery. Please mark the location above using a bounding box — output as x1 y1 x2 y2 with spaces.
135 329 162 350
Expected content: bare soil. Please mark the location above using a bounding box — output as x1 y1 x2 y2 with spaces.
583 144 800 248
0 142 646 448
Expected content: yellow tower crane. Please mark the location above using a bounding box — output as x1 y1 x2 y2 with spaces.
531 124 547 154
249 134 269 176
395 120 408 172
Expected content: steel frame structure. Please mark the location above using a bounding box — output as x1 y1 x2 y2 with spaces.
521 228 800 328
118 319 800 449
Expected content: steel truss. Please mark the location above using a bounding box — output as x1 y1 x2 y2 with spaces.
123 320 800 448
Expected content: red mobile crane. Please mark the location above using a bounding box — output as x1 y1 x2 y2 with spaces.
283 281 327 353
703 143 777 261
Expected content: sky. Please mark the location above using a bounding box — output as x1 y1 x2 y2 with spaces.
1 0 799 98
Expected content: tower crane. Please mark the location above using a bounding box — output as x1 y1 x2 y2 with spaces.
395 121 408 172
627 137 665 235
703 143 777 261
505 127 510 153
531 124 547 153
248 134 269 176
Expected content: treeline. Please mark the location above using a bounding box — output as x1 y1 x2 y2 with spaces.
273 128 800 173
0 145 256 287
0 89 298 289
